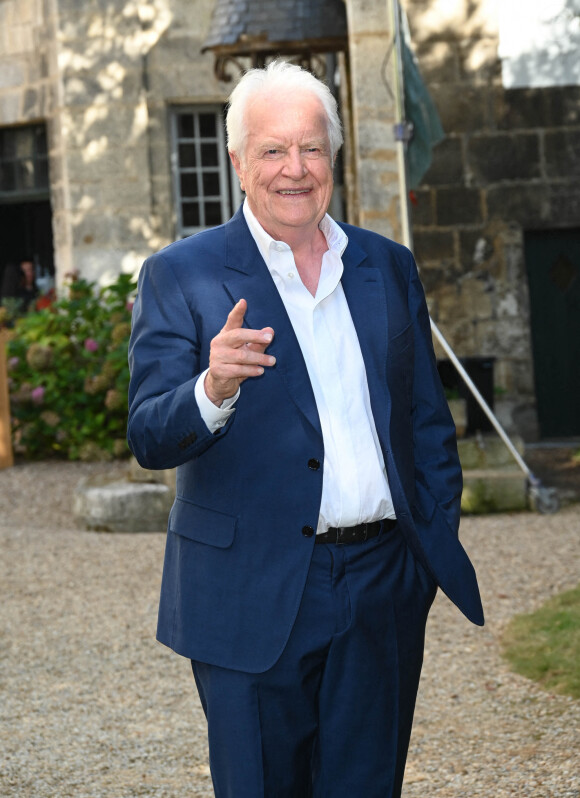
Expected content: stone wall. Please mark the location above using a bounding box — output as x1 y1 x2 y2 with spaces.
404 0 580 439
0 0 54 126
344 0 401 239
0 0 229 287
51 0 226 284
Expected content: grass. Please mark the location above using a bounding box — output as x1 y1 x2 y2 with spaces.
501 584 580 700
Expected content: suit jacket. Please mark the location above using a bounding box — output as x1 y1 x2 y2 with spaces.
127 207 484 673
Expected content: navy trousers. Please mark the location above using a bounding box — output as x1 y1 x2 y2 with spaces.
192 524 437 798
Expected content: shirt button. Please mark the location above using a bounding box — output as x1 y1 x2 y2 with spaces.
308 458 320 470
302 525 315 538
287 272 295 279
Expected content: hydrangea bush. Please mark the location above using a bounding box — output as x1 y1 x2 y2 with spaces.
4 273 136 461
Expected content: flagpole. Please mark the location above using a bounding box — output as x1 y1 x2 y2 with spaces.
387 0 413 250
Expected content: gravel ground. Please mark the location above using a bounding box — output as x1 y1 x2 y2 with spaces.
1 461 579 798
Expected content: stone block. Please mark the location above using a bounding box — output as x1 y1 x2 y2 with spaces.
413 230 455 265
468 133 541 184
458 434 524 469
414 41 459 85
544 85 580 126
544 130 580 179
74 473 173 532
129 457 176 496
421 136 464 186
357 158 398 213
344 0 389 36
549 182 580 228
0 58 25 89
410 188 434 226
486 184 548 226
461 468 528 514
435 186 483 226
431 85 489 134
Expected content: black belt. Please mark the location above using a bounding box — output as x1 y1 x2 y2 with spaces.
315 518 397 545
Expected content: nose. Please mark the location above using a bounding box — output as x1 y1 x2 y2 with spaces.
282 148 307 180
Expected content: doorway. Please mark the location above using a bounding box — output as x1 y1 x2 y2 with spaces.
0 199 55 301
524 228 580 438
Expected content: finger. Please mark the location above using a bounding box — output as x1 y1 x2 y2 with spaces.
223 326 274 350
222 298 247 332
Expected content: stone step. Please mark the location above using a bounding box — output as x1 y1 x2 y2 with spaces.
74 473 173 533
461 468 528 514
458 434 525 470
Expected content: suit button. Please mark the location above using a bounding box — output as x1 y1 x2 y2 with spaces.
308 458 320 470
302 525 315 538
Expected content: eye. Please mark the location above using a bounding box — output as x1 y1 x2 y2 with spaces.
264 148 282 159
303 147 323 158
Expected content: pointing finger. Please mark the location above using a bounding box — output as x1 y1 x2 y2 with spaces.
222 298 247 332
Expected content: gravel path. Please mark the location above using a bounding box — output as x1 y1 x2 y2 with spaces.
1 461 579 797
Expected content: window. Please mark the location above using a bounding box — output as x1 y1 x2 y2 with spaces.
0 124 49 198
171 107 242 237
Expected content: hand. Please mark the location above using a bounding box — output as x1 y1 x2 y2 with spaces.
205 299 275 406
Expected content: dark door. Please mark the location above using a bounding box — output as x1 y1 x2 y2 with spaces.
524 228 580 437
0 200 54 301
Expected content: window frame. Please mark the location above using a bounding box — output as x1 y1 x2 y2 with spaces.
170 105 242 238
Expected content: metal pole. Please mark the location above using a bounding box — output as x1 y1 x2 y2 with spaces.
387 0 413 250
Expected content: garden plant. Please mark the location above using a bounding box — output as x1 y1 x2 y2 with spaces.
3 273 135 461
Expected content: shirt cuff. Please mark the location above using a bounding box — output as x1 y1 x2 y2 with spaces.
194 368 239 433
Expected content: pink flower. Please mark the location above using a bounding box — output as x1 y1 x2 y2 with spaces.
126 301 134 312
8 357 19 370
31 386 45 405
84 338 99 352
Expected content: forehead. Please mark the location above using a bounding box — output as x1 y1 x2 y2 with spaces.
245 91 328 144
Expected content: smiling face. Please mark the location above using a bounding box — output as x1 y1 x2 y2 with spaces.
229 90 335 244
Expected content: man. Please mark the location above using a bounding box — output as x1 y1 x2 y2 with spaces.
128 60 483 797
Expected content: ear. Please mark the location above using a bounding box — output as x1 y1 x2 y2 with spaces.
229 151 245 192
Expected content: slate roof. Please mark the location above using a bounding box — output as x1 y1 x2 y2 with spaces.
202 0 347 55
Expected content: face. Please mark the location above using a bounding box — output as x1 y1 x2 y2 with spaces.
20 261 34 280
230 90 335 242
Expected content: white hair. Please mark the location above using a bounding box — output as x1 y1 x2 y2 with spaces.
226 60 343 160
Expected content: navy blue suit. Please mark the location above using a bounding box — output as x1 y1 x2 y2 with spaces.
127 207 483 795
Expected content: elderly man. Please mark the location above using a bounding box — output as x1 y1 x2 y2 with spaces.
128 60 483 798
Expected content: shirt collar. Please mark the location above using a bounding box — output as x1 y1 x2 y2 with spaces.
242 200 348 273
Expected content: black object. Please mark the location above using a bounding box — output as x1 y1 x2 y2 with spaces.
437 357 495 436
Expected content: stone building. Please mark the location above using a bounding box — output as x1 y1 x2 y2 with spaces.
0 0 579 440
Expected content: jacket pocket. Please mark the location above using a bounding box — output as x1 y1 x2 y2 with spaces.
169 497 237 548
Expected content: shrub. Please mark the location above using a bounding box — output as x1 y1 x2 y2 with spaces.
5 273 136 461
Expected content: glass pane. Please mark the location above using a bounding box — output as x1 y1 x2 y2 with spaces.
199 113 216 138
177 114 194 139
0 162 16 191
202 171 220 196
182 202 200 227
1 130 15 159
178 143 196 168
201 143 219 167
204 201 222 226
180 173 198 198
17 159 35 190
34 126 48 156
35 157 49 188
15 129 34 158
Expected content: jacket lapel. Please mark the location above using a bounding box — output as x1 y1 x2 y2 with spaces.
340 238 391 447
222 209 322 437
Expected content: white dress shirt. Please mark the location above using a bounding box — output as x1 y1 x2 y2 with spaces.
195 201 395 532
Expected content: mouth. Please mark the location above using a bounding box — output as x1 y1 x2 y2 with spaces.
277 189 311 195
